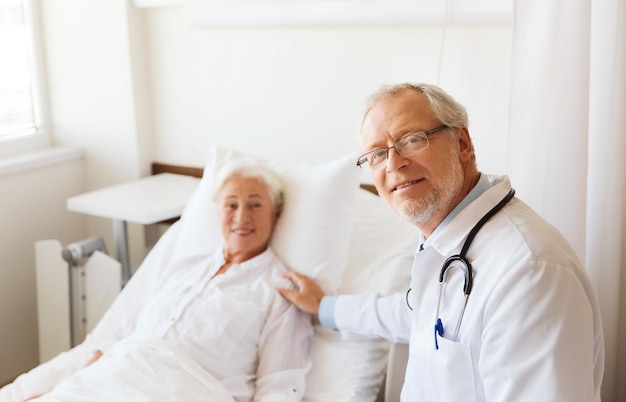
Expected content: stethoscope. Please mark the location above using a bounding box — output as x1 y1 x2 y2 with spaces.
405 188 516 350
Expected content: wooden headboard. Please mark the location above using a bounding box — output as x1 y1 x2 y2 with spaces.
151 162 378 195
152 162 203 178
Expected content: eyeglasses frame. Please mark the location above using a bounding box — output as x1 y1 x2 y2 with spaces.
356 125 449 168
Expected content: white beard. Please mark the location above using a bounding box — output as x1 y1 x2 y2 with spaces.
388 148 465 227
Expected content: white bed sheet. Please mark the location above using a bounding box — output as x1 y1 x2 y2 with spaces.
36 338 235 402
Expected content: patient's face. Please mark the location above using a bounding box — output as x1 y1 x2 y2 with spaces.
218 176 278 263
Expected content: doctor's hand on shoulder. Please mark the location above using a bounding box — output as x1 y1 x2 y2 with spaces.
279 272 325 316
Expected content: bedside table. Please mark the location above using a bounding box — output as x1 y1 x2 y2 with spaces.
67 173 201 285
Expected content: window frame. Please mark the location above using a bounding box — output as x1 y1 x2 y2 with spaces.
0 0 50 158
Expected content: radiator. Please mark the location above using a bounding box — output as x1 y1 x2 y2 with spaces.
35 238 121 363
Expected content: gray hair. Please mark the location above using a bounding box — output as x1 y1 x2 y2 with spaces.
362 82 469 129
361 82 475 160
212 158 285 214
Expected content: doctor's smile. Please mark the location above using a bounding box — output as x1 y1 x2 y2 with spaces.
392 178 424 192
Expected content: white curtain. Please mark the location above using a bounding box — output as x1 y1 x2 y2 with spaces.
507 1 626 401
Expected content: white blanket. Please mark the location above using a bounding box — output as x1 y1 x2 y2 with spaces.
37 338 235 402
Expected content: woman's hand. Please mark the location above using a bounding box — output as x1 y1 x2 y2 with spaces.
85 350 103 367
22 350 103 401
279 271 325 315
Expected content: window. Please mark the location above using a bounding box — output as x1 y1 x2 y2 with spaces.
0 0 47 156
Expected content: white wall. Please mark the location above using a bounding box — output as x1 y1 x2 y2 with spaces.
0 158 85 385
145 7 512 173
0 0 513 384
40 0 143 186
39 0 152 271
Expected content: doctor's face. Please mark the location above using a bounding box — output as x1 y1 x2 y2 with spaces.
218 176 278 263
360 89 470 236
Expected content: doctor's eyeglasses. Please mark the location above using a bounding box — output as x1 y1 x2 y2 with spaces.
356 125 448 168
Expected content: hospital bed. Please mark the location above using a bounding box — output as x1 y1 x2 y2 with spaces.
0 146 416 401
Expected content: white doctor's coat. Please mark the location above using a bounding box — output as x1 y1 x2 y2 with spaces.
335 175 604 402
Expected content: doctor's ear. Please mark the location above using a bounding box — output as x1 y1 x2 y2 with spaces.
456 127 475 162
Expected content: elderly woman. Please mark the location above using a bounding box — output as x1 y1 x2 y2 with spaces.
17 159 312 402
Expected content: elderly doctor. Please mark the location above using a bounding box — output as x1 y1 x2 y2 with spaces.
280 83 605 401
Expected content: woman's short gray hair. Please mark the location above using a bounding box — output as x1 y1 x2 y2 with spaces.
362 82 469 129
212 158 285 214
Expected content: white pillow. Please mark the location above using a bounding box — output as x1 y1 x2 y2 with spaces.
340 189 418 295
305 188 420 402
171 146 361 294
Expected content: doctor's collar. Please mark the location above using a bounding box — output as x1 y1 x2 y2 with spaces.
418 172 491 252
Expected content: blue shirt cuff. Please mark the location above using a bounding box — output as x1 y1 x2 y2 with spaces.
318 295 338 330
